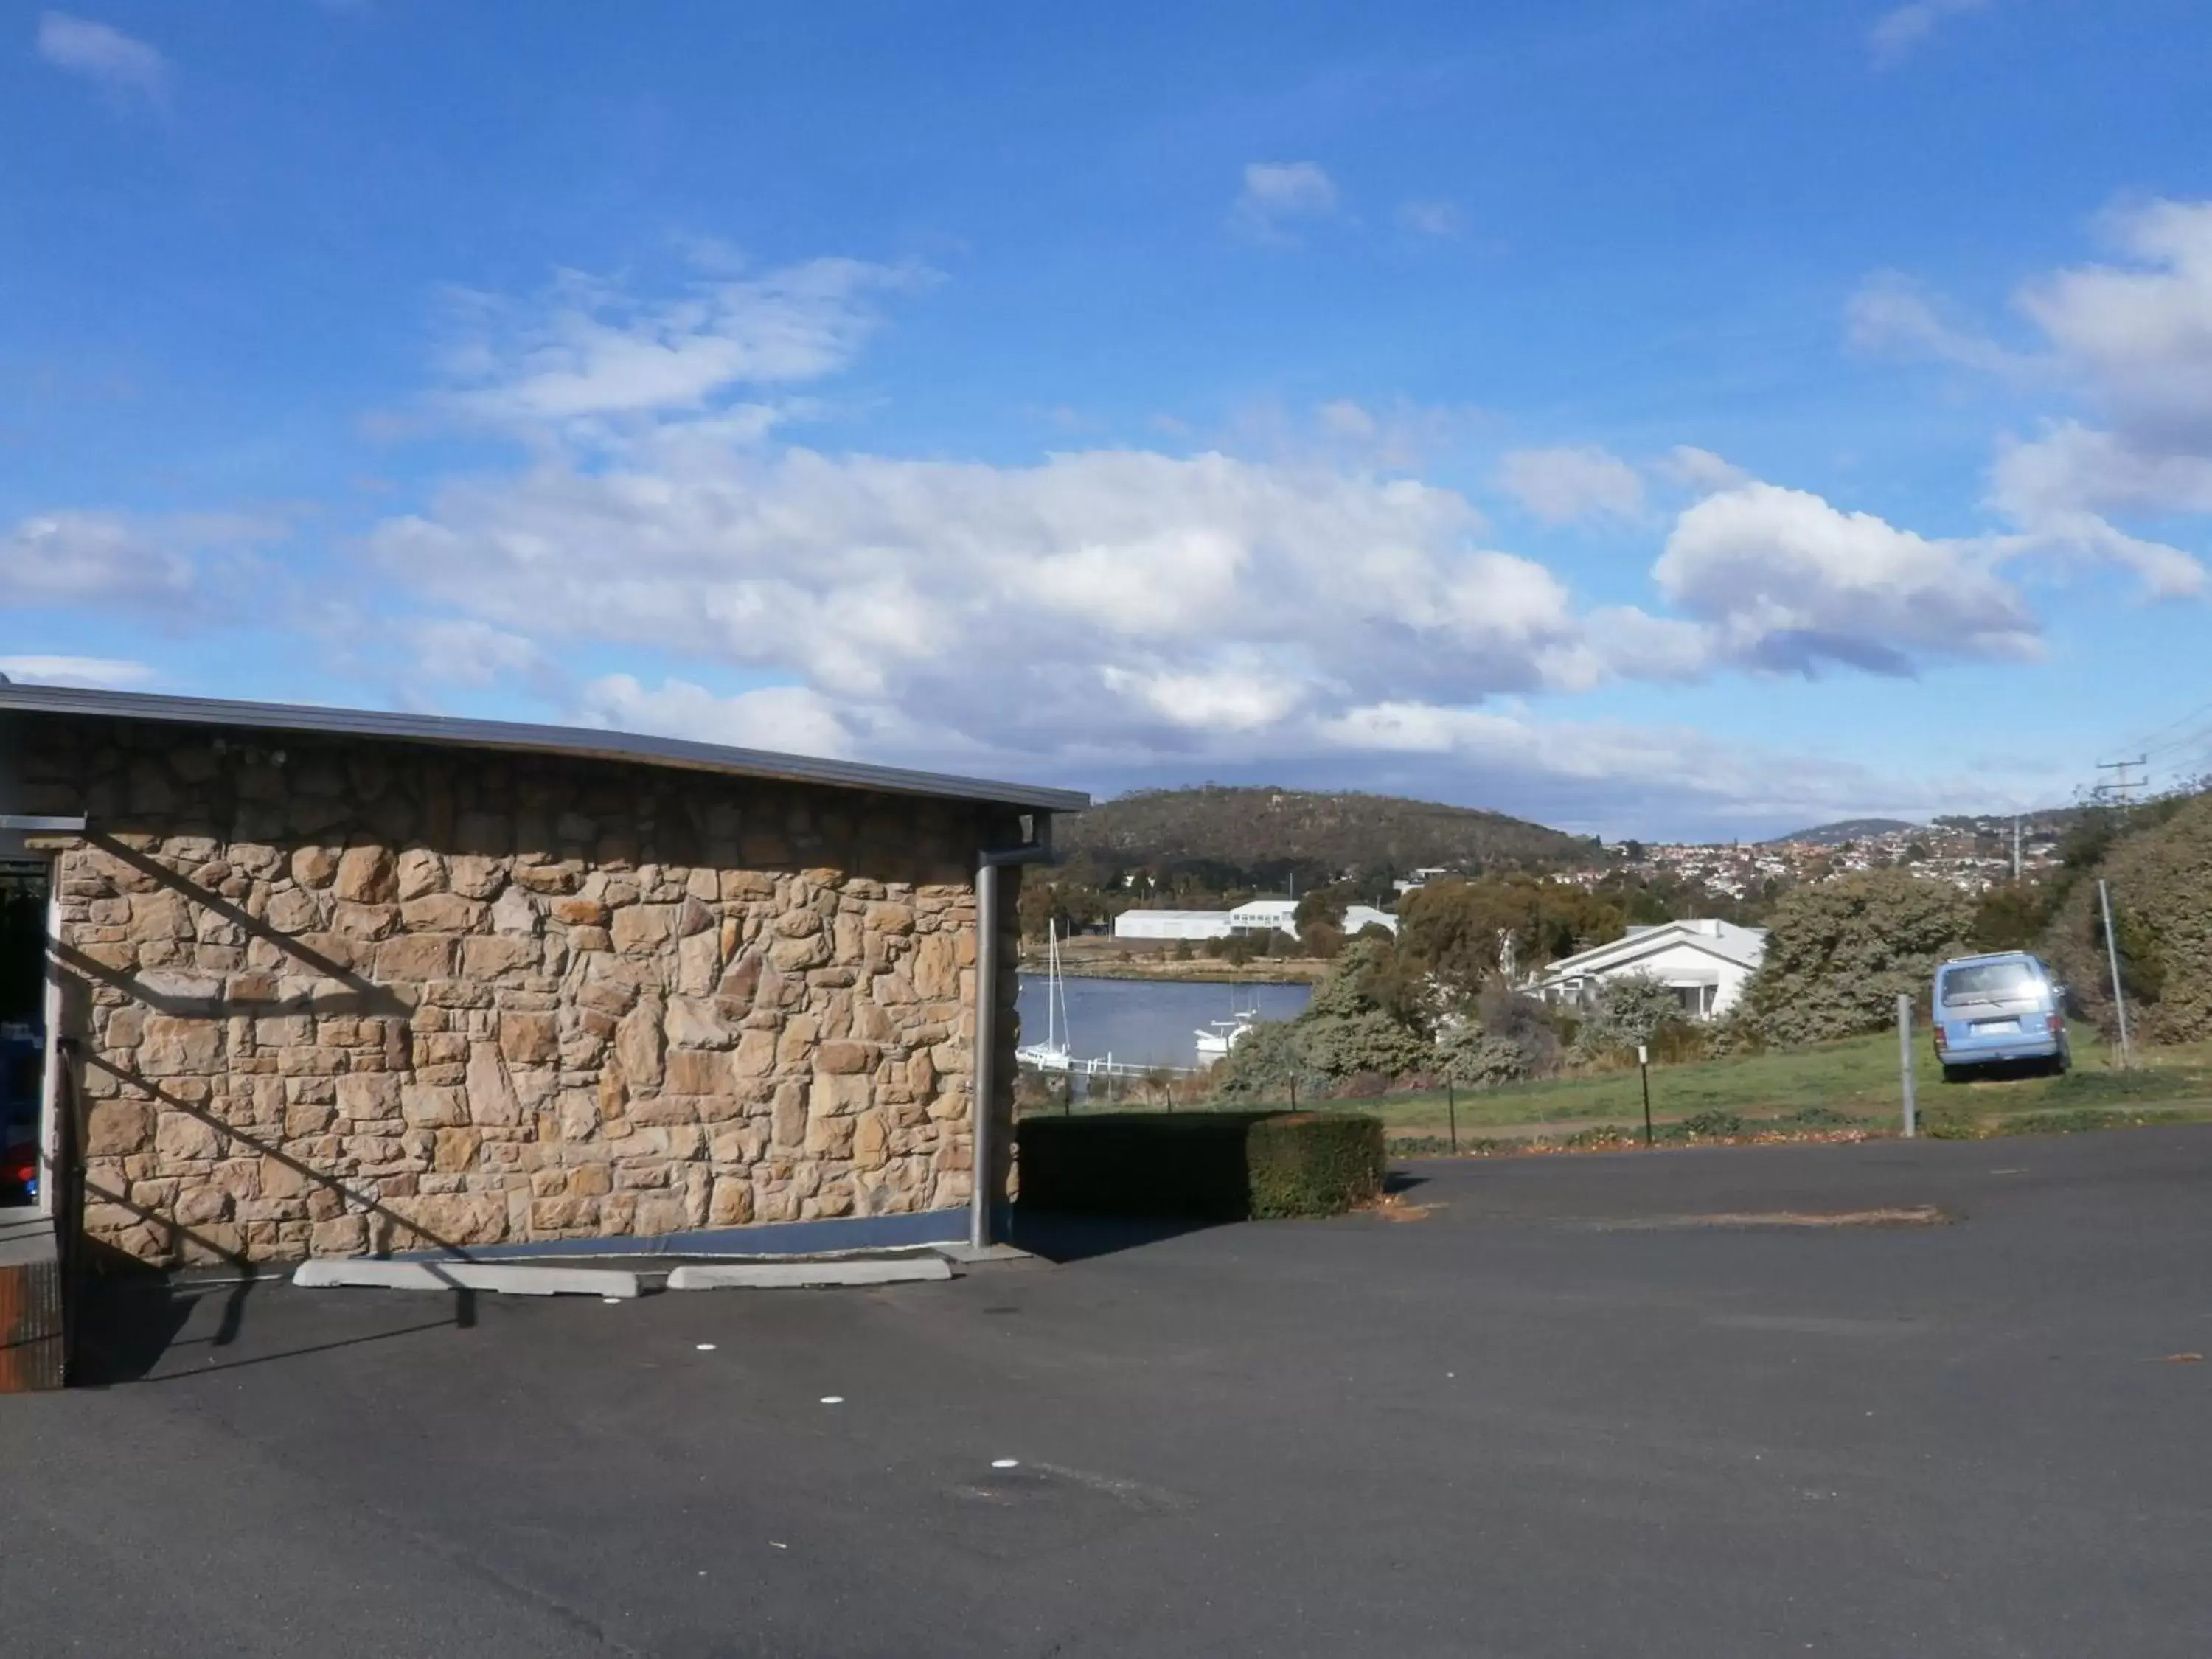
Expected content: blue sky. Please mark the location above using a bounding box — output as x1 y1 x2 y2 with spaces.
7 0 2211 840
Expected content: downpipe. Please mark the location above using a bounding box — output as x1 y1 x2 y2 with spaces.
972 813 1054 1248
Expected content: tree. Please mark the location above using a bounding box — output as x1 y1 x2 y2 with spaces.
1734 870 1975 1047
1971 883 2050 952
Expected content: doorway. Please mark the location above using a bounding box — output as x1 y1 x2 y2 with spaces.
0 860 52 1209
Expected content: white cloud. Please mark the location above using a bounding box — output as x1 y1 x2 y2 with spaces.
1868 0 1992 65
1496 445 1645 524
1652 445 1754 495
1397 201 1461 237
406 619 552 687
0 510 199 607
2018 200 2212 447
1231 162 1338 242
368 445 1591 759
1654 482 2039 672
434 257 920 436
1846 270 2033 379
36 13 167 105
1853 198 2212 600
575 675 854 759
0 654 156 689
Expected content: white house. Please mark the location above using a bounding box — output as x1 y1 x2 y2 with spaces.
1113 909 1236 942
1527 918 1767 1020
1342 904 1400 937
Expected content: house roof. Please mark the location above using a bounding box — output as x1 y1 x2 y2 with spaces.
1534 918 1768 982
0 683 1091 815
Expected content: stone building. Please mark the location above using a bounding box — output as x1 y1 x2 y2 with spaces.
0 684 1082 1273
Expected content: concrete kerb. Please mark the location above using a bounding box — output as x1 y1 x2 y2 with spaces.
666 1256 954 1291
291 1260 642 1298
272 1241 1018 1298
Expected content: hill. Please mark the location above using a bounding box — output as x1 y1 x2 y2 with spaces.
1054 786 1597 882
1769 817 1919 846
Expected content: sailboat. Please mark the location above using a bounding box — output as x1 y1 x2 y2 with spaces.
1015 919 1074 1072
1194 987 1262 1064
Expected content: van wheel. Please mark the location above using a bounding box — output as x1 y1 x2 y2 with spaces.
1941 1064 1969 1085
2051 1048 2071 1077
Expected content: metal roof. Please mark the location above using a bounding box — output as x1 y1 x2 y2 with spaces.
0 682 1090 815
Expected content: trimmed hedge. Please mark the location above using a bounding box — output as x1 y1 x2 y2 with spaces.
1017 1111 1385 1220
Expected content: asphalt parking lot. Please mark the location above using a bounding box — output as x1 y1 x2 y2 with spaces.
6 1127 2210 1658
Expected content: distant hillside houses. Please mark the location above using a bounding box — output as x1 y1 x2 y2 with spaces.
1528 919 1770 1020
1113 898 1399 944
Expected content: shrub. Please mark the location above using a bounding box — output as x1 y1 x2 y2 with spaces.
2044 790 2212 1044
1246 1113 1386 1217
1735 870 1975 1047
1214 1018 1311 1098
1568 973 1688 1064
1439 1025 1530 1088
1015 1111 1384 1220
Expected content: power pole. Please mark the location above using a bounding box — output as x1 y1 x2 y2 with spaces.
2094 757 2149 807
2011 815 2022 883
2099 879 2133 1071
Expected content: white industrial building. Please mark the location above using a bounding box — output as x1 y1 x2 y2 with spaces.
1526 919 1767 1020
1112 899 1400 944
1112 909 1237 942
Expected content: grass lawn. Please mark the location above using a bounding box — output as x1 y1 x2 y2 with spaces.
1175 1026 2212 1141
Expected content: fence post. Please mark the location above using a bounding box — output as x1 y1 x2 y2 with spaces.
1898 993 1916 1138
1638 1043 1652 1147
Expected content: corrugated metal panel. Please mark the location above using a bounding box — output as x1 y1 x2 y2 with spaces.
0 684 1089 814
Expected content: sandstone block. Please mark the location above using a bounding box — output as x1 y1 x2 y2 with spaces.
335 1072 401 1119
376 933 457 981
852 1112 888 1171
615 1001 665 1088
490 886 541 935
155 1111 224 1162
611 904 677 954
808 1072 873 1118
86 1100 154 1156
460 935 539 978
732 1028 778 1077
709 1176 753 1226
448 855 506 899
465 1043 522 1127
664 997 729 1049
553 897 609 928
395 848 446 900
815 1040 875 1075
664 1048 729 1095
866 901 915 936
498 1012 560 1065
401 1085 467 1127
141 1014 223 1075
335 846 397 904
401 892 484 932
310 1214 368 1256
291 846 339 888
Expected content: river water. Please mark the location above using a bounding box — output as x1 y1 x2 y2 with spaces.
1014 975 1312 1070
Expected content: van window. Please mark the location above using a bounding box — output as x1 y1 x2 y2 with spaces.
1940 960 2043 1004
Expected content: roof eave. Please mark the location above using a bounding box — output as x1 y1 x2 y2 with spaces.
0 684 1090 815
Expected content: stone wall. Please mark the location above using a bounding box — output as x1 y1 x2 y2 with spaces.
15 716 1021 1267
